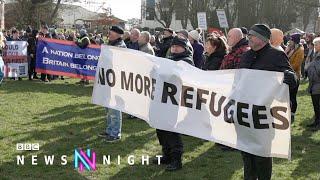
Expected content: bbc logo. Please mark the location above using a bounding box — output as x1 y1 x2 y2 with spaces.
16 143 39 151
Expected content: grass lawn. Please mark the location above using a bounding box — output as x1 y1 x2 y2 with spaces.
0 78 319 180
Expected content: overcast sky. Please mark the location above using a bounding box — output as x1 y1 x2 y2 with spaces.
68 0 141 20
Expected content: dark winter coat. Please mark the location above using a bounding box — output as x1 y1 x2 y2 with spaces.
202 51 226 71
108 38 127 48
156 36 173 58
220 38 250 70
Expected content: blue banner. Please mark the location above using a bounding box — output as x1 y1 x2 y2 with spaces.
36 38 101 80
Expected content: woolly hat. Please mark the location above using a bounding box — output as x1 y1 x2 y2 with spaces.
290 33 301 44
171 36 188 49
188 30 200 41
240 27 248 35
26 26 32 33
177 29 188 39
248 24 271 43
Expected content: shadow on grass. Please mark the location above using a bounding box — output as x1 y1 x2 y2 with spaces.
110 137 242 180
0 80 92 97
288 117 320 178
272 127 320 179
1 101 240 179
23 103 104 125
0 103 156 179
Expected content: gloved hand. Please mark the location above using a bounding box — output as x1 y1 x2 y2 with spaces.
283 70 297 89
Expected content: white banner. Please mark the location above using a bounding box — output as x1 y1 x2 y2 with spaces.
3 41 28 78
92 46 291 159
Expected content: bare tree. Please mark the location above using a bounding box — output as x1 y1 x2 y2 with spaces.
188 0 216 29
154 0 176 28
175 0 191 29
6 0 74 28
50 0 62 24
296 0 318 31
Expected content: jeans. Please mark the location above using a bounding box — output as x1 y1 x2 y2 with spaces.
105 108 122 138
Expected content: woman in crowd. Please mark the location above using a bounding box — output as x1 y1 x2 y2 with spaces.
285 33 305 123
202 35 227 70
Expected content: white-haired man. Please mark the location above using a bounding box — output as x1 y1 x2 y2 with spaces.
138 31 155 55
127 28 140 50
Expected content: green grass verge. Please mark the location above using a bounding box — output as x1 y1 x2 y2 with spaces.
0 78 319 180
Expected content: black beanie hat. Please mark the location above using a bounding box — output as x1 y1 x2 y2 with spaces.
110 26 124 35
32 29 38 37
240 27 248 35
171 36 188 49
26 26 32 33
248 24 271 42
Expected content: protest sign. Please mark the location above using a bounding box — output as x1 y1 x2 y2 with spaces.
36 38 101 80
92 46 291 159
3 41 28 78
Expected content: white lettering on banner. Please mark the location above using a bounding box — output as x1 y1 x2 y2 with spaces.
42 47 49 54
50 49 73 58
43 58 69 67
70 63 96 70
42 57 96 70
92 46 291 159
74 53 100 61
42 47 99 61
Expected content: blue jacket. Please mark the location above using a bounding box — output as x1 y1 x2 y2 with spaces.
127 41 139 50
191 41 204 69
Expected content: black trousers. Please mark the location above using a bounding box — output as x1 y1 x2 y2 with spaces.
291 80 300 114
28 56 36 78
41 73 52 81
241 152 272 180
311 94 320 124
156 129 183 160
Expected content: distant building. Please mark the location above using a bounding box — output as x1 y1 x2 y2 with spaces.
58 4 101 29
4 2 125 31
58 4 126 30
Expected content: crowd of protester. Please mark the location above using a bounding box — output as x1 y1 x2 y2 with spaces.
0 23 319 179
